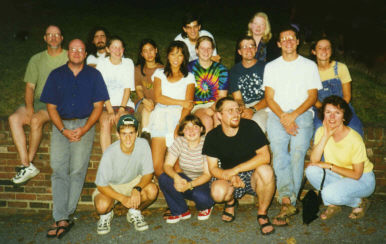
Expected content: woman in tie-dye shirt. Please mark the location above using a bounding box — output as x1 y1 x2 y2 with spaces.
188 36 229 132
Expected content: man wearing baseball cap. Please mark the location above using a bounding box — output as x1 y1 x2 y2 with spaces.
93 114 158 235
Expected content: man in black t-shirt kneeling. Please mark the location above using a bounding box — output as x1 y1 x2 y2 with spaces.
203 96 278 235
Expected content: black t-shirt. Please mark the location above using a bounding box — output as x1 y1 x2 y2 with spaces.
202 119 269 169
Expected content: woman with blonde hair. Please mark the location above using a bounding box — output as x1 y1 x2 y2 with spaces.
235 12 279 63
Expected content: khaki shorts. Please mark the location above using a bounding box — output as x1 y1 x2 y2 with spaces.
191 102 215 114
92 175 142 203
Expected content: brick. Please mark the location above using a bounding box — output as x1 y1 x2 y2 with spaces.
5 186 24 193
16 193 36 200
0 180 14 186
0 153 17 159
0 193 15 200
0 201 6 207
30 202 49 209
37 195 52 201
25 187 47 194
8 201 28 208
376 178 386 186
83 182 96 188
81 195 92 202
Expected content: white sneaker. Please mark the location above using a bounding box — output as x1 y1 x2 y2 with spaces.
127 208 149 231
198 207 213 221
12 163 40 184
97 211 114 235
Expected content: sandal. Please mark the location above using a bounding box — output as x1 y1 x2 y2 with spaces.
56 219 74 239
320 205 341 220
163 208 172 220
46 224 58 238
222 199 238 223
273 204 297 226
257 215 275 235
349 199 370 220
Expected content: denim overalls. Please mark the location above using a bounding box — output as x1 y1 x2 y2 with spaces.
313 61 364 137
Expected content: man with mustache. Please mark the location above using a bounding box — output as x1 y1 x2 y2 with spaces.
86 26 110 68
9 25 68 185
202 97 277 235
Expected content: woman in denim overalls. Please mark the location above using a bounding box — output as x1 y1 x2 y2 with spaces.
312 37 363 137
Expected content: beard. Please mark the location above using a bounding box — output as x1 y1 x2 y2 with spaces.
96 42 106 50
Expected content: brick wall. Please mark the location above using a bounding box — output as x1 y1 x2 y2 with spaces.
0 117 384 214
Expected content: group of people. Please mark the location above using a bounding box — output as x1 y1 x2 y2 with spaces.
8 11 375 239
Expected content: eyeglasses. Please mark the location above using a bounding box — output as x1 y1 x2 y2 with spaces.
240 44 256 50
46 33 61 38
280 36 296 42
222 108 242 114
69 48 85 53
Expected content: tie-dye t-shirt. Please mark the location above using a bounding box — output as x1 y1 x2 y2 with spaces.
188 60 229 105
229 61 265 104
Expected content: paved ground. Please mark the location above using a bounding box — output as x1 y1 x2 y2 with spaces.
0 195 385 244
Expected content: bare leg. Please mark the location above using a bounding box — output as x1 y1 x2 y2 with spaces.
139 183 159 210
99 111 113 153
28 110 50 162
141 107 152 130
8 107 30 166
194 109 214 132
151 137 167 178
252 165 276 233
211 180 235 222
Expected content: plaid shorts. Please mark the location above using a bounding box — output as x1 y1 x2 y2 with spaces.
210 169 256 199
233 170 256 199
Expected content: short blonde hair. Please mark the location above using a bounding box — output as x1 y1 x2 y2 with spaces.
247 12 272 43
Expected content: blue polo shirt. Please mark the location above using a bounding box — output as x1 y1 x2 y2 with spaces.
40 63 109 119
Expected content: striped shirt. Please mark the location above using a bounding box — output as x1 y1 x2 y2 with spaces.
168 136 207 180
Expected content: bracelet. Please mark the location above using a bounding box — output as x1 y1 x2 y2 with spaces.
60 127 65 134
329 164 333 171
133 186 142 192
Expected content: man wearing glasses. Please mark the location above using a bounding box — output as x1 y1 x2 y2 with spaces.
202 97 277 235
263 26 322 226
9 25 68 185
41 39 109 239
229 36 268 133
93 114 158 235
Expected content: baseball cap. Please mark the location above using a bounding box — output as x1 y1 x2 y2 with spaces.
117 114 139 132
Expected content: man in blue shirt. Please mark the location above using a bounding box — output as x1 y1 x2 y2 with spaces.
229 36 268 132
41 39 109 239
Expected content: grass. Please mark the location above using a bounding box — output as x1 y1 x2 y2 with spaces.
1 0 384 125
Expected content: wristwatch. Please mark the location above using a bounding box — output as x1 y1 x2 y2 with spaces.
133 186 142 192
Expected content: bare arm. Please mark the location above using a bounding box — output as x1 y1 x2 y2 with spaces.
211 55 221 63
253 98 267 111
76 101 104 136
265 86 284 117
25 83 35 112
342 82 351 104
179 83 195 122
153 77 191 106
135 85 145 100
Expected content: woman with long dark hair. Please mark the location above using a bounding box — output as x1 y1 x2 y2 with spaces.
134 39 163 140
148 41 195 178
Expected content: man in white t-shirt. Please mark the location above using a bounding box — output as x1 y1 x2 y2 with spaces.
93 115 158 235
86 27 110 67
174 13 220 62
263 26 322 226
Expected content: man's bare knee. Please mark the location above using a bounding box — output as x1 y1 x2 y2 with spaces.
94 194 114 214
143 183 158 201
211 181 232 202
254 164 274 184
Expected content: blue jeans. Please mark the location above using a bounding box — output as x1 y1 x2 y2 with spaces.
50 118 95 221
305 166 375 207
158 173 214 216
267 111 314 205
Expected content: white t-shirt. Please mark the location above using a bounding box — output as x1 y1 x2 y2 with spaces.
174 30 218 61
151 68 195 100
96 57 135 107
86 52 106 66
263 55 322 113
